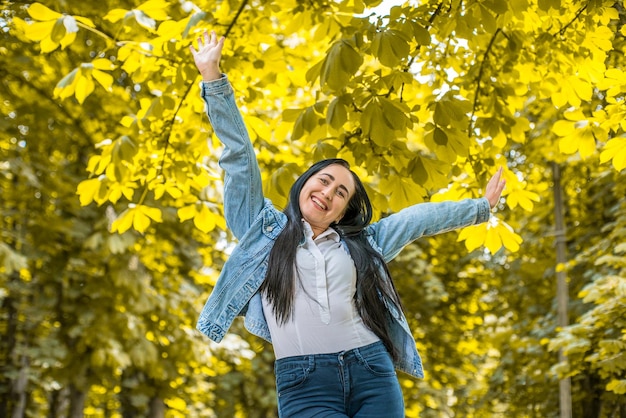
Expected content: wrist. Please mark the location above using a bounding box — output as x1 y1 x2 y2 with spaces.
201 68 222 82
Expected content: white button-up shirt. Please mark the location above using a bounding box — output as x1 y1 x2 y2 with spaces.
262 221 380 359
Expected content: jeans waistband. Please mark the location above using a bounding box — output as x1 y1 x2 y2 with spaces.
274 341 387 369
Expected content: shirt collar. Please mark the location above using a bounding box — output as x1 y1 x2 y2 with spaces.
301 219 340 243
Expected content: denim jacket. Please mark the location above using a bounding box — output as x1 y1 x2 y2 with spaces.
196 76 491 378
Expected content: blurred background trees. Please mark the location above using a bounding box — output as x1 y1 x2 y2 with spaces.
1 0 625 416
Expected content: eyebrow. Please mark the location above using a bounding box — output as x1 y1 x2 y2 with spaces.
319 173 351 196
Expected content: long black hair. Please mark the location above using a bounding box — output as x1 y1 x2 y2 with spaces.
260 158 404 359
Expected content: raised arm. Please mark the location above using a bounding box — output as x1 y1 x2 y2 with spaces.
190 31 264 239
367 167 506 261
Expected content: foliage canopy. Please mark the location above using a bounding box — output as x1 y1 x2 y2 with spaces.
1 0 625 417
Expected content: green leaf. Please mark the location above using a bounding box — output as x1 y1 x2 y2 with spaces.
411 22 430 45
320 39 363 90
380 97 410 131
433 126 447 145
408 157 449 189
371 29 410 67
483 0 508 15
50 18 67 43
327 97 348 129
361 100 392 146
379 175 426 212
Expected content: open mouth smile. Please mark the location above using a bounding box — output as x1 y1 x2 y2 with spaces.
311 196 328 211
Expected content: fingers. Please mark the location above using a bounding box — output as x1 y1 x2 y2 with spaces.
190 30 219 55
484 166 506 209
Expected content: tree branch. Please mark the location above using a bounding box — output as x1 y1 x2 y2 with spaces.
152 0 250 199
559 4 588 36
468 28 502 139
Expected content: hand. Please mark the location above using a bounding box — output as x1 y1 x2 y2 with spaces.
484 166 506 209
189 30 225 82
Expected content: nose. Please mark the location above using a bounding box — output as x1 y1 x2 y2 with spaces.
321 187 333 201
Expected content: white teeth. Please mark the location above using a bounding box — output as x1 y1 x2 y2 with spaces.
312 196 327 210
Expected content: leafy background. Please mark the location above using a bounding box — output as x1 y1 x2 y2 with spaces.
1 0 625 417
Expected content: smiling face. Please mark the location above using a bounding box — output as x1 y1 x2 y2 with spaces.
298 163 356 237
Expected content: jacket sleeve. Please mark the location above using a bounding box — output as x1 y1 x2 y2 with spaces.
366 198 491 262
200 76 264 240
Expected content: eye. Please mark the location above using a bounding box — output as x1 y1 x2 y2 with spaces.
336 190 346 199
319 177 328 185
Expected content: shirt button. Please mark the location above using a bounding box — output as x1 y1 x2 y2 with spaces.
266 226 273 232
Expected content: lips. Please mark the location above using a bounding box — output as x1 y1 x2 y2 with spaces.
311 196 328 211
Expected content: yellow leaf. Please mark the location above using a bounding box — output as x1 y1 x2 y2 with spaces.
40 36 60 53
493 131 507 148
165 397 187 412
552 120 575 137
165 185 182 199
120 116 136 128
558 124 597 158
92 58 115 70
27 2 62 21
458 220 522 254
137 0 170 21
578 128 597 158
458 224 486 252
245 115 271 141
92 69 113 91
507 188 540 211
600 137 626 171
104 9 129 23
569 77 592 102
194 205 216 233
177 204 196 222
138 205 162 222
76 178 102 206
23 20 55 41
497 220 523 252
484 225 503 254
107 182 135 203
60 30 77 49
75 73 95 104
74 15 96 28
132 210 151 233
111 207 135 234
606 379 626 395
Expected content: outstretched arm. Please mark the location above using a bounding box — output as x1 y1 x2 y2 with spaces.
190 31 264 240
367 167 506 261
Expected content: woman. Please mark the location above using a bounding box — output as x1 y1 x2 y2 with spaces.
191 31 505 417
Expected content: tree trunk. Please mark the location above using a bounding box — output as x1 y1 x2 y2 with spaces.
48 387 69 418
552 162 572 418
10 355 28 418
148 396 165 418
1 273 19 417
68 385 86 418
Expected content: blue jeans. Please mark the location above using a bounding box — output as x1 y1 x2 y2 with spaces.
274 341 405 417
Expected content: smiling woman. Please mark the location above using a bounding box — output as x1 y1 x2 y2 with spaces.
298 163 355 237
190 30 505 417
